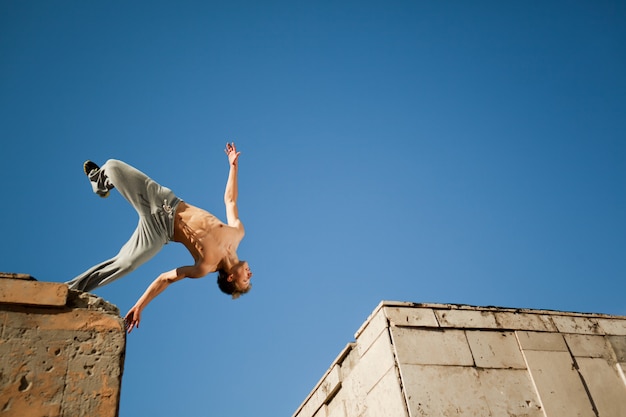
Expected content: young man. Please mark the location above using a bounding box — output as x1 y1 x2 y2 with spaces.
66 143 253 333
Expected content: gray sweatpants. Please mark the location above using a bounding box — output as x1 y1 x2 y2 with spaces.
66 159 181 292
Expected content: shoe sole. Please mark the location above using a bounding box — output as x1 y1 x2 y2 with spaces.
83 160 108 197
83 160 100 176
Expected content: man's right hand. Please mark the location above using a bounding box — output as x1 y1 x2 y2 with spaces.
124 305 142 334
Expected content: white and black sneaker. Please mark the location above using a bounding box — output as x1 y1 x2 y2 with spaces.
83 160 111 198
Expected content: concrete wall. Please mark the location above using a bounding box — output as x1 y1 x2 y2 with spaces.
0 273 126 417
293 301 626 417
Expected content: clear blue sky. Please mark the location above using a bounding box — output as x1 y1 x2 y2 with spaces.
1 1 624 416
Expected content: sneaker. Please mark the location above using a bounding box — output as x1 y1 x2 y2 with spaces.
83 160 100 177
83 160 109 198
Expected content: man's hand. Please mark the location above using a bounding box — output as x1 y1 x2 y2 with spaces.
122 270 184 335
225 142 240 167
124 305 142 334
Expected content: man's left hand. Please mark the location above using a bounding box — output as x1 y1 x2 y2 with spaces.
225 142 240 167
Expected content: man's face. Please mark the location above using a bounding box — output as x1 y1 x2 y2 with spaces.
230 261 253 292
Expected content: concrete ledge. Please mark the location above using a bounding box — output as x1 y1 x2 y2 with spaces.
0 273 36 281
0 275 68 307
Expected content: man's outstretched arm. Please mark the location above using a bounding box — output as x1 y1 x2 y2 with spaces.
124 265 199 333
224 142 243 229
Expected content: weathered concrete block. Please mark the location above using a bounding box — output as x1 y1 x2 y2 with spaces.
325 394 346 417
494 311 556 332
336 343 357 382
522 350 596 417
466 331 526 369
551 314 602 335
354 308 388 357
564 334 614 359
0 279 67 307
608 335 626 362
401 365 490 417
365 368 408 417
476 368 544 417
516 331 568 352
0 276 125 417
391 327 474 366
355 330 396 394
296 364 341 417
435 308 498 329
384 306 439 328
597 317 626 336
337 353 368 417
576 357 626 417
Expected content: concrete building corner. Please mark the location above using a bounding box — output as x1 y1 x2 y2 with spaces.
293 301 626 417
0 273 126 417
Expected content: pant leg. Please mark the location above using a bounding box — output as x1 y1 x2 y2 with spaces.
66 217 166 292
90 159 175 215
67 159 181 292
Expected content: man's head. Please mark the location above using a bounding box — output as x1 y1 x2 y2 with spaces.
217 261 253 299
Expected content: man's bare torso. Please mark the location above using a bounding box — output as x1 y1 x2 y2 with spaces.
171 201 243 273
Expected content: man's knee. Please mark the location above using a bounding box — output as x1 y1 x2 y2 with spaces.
103 159 124 172
115 245 159 276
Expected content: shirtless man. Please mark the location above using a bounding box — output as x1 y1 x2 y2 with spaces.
66 143 253 333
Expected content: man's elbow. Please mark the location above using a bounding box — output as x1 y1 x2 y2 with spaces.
224 197 236 208
184 265 210 279
157 275 175 286
158 271 185 285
